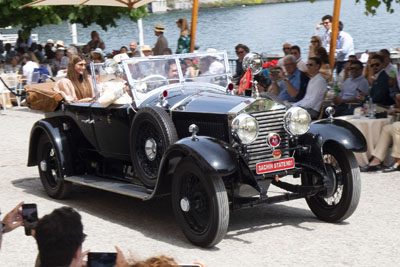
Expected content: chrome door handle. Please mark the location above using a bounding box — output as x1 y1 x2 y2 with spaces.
81 119 95 124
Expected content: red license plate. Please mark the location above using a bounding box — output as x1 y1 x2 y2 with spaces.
256 157 295 174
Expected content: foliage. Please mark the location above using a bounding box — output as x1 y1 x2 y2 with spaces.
355 0 400 15
310 0 400 15
0 0 148 36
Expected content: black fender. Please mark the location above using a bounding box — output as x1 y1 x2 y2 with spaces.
150 136 237 198
27 118 74 176
307 118 367 153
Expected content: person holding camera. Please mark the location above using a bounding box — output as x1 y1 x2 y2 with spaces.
268 55 309 103
0 202 24 250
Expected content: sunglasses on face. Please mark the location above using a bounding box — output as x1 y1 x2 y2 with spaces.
323 21 330 25
311 40 318 43
236 50 245 54
349 67 361 71
283 47 290 50
370 63 381 68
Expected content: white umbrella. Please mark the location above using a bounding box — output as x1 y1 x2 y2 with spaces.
21 0 153 45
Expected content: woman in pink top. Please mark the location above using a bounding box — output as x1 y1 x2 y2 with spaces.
55 54 94 103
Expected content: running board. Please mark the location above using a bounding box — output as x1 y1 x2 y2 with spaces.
65 175 152 200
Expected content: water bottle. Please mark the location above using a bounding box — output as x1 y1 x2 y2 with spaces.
369 96 375 119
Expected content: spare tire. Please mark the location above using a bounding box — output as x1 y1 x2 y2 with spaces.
130 106 178 188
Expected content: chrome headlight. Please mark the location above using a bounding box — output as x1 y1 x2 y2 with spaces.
284 107 311 136
231 114 259 144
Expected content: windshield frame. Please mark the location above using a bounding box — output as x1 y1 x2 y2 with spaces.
121 52 232 107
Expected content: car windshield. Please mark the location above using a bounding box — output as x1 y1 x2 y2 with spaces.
121 52 231 102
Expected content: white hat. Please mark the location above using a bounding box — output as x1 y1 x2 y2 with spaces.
206 48 218 53
46 39 54 44
91 48 104 55
55 40 65 47
154 24 166 32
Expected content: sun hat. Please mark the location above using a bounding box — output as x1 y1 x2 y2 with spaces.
154 24 166 32
141 45 152 52
46 39 54 44
91 48 104 55
55 40 65 48
206 48 218 53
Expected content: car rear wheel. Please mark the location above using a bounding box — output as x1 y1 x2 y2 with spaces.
172 158 229 247
302 143 361 222
37 134 71 199
130 106 178 188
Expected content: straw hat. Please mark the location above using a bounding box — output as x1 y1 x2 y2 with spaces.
91 48 105 60
154 24 166 32
55 40 65 48
46 39 54 45
141 45 152 52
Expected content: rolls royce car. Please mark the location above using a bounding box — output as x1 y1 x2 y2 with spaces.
27 52 366 247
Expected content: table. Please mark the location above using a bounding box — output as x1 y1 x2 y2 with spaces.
338 115 392 167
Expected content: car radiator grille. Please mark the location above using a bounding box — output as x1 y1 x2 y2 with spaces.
246 108 290 171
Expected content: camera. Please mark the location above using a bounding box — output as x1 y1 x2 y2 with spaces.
22 203 38 236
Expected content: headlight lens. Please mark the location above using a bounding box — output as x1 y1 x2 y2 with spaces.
231 114 259 144
284 107 311 136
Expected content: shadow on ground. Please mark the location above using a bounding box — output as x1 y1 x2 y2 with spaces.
12 176 339 249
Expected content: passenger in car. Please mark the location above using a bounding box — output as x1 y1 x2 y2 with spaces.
54 54 94 103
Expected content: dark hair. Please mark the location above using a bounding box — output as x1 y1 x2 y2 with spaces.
348 55 357 60
350 60 363 69
379 49 390 58
235 44 250 53
371 54 384 63
339 21 343 31
315 47 329 64
200 56 211 66
309 57 322 67
290 45 301 54
322 15 332 22
165 59 177 73
163 48 172 54
35 207 84 267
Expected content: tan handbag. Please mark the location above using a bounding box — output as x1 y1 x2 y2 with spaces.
25 82 63 113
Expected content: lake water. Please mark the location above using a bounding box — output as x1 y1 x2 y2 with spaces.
2 0 400 56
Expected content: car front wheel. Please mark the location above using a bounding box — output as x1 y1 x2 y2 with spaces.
172 158 229 247
302 143 361 222
37 134 71 199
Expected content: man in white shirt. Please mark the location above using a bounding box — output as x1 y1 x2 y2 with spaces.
293 57 327 119
313 15 332 51
335 21 355 74
290 45 307 73
22 54 39 84
379 49 400 91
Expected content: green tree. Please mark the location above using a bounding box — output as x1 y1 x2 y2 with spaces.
0 0 147 35
355 0 400 14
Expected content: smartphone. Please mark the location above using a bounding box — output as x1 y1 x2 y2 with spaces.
22 203 38 236
87 252 117 267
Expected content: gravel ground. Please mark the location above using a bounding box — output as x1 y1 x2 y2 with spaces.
1 108 399 267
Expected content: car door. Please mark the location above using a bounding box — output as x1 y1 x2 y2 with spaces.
66 103 99 149
90 103 133 162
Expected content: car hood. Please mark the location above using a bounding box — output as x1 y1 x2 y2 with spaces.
139 85 285 115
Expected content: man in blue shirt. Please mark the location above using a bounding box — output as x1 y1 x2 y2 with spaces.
333 60 369 116
269 55 309 102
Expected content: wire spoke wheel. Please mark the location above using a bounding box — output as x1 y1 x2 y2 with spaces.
172 158 229 247
37 134 71 199
302 144 361 222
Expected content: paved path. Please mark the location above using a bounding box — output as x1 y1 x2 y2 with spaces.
1 108 399 267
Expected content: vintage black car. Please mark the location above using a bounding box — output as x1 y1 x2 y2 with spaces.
27 52 366 247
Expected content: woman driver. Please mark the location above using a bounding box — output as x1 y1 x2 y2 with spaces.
55 54 94 103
